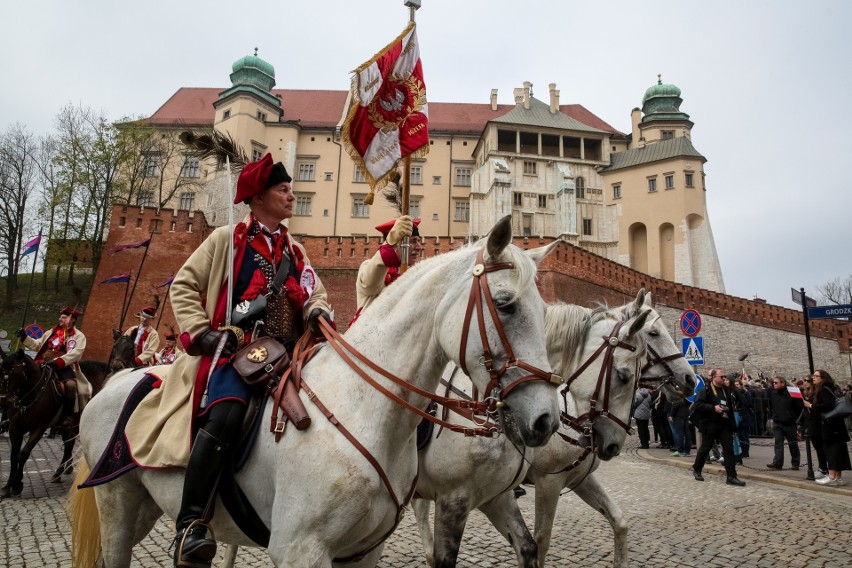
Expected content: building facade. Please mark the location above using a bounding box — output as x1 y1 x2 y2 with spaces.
142 54 722 291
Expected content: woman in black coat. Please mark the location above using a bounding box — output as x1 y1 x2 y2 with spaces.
805 370 851 486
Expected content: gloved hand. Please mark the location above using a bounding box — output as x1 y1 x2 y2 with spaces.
308 308 333 336
387 215 413 246
191 329 238 358
14 328 26 339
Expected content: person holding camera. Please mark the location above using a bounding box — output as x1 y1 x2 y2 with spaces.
691 368 746 486
766 376 803 470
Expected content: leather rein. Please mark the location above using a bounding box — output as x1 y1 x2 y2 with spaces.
0 360 60 414
267 247 560 562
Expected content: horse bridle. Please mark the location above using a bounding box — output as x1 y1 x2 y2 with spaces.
457 248 562 411
639 343 684 393
559 319 639 441
0 359 58 413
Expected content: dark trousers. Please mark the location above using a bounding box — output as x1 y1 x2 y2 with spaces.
736 412 752 457
811 432 828 472
693 424 738 478
636 419 650 448
772 422 801 467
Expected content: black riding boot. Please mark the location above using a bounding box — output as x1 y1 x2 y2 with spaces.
173 428 227 568
58 394 76 430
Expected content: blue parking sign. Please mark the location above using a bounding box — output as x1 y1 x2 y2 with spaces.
681 336 704 366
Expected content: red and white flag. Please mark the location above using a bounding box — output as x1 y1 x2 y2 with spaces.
342 22 429 189
787 386 803 399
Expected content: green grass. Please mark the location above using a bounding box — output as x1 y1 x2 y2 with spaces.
0 269 94 340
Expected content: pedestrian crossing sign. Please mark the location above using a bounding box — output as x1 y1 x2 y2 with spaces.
681 336 704 365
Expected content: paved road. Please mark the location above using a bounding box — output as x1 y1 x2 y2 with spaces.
2 435 851 567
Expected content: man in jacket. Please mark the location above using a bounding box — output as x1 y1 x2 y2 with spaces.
766 376 803 470
691 368 746 486
123 306 160 366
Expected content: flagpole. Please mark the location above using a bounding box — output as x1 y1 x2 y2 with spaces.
118 272 132 330
17 228 43 348
400 155 412 273
156 280 173 330
121 233 154 330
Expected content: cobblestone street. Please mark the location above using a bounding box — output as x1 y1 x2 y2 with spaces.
2 435 850 567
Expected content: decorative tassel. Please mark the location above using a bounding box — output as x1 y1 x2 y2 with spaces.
363 188 376 205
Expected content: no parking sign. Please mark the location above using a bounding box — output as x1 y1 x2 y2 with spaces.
680 309 701 337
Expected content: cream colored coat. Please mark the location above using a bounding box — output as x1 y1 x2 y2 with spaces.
22 327 92 411
123 323 160 365
124 221 331 468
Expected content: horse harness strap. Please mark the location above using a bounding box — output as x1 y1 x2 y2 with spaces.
560 320 637 437
457 248 561 408
0 363 61 414
639 344 681 389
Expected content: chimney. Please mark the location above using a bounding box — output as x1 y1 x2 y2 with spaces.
490 88 498 111
513 88 524 105
522 81 531 109
630 108 642 146
549 83 560 114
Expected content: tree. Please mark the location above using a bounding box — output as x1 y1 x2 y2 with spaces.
0 124 40 310
817 275 852 306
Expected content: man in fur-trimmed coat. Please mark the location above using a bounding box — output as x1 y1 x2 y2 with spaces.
123 153 333 568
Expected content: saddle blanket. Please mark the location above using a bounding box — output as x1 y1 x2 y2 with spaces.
80 373 160 488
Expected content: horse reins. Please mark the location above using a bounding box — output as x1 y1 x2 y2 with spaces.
638 343 684 392
0 361 60 413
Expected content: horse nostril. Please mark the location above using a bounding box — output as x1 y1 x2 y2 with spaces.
534 412 557 436
606 444 620 458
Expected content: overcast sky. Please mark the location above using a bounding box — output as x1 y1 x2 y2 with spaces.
2 0 849 310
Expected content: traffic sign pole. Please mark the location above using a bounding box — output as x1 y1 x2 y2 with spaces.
801 287 814 373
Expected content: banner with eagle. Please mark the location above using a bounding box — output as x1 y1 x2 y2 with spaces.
341 22 429 191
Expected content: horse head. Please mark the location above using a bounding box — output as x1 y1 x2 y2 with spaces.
622 290 697 402
0 349 41 408
434 216 561 447
108 331 137 373
548 301 652 460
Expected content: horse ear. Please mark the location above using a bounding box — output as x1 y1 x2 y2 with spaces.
486 215 513 260
627 309 651 338
526 239 559 267
113 329 121 341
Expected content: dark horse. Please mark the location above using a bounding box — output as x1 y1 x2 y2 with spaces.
0 346 112 498
108 329 141 373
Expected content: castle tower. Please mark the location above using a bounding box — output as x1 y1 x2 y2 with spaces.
600 76 725 292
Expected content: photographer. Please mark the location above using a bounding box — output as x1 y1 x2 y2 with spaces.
691 368 746 486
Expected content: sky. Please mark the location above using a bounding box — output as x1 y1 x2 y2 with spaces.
2 0 850 310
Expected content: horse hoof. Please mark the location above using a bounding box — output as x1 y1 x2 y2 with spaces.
0 487 10 498
10 485 23 496
65 465 74 475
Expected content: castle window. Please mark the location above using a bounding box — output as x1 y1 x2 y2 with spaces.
180 156 200 178
410 198 421 220
454 167 471 186
324 172 333 181
137 191 155 208
353 166 367 183
251 146 264 162
295 194 312 216
352 196 369 218
582 218 592 236
538 194 547 208
297 163 315 181
613 185 621 199
179 192 195 210
661 130 674 140
685 172 694 187
410 165 423 185
513 192 522 207
256 111 267 122
523 161 537 176
141 154 159 177
648 178 657 193
454 200 470 222
222 109 231 120
665 174 675 189
576 177 585 199
432 175 441 185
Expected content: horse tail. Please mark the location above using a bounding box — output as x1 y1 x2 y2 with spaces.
66 456 101 568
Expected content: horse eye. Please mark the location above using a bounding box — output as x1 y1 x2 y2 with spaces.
648 330 659 338
493 294 515 313
617 369 631 385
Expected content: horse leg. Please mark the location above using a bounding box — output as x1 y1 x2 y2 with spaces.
572 474 628 568
412 497 435 566
532 474 567 568
52 427 77 482
479 490 538 568
1 428 24 497
94 476 163 568
432 495 471 568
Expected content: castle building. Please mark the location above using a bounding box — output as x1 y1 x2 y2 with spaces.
144 53 723 291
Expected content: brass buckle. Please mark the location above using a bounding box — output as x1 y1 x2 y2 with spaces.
273 419 287 434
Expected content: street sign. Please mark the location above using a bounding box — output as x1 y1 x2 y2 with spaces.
807 304 852 320
791 288 816 308
24 323 44 340
686 374 705 403
680 310 702 337
682 336 704 366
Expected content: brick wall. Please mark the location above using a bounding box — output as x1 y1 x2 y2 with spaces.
84 207 850 379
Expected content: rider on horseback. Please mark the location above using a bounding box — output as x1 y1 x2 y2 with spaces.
167 153 333 568
123 306 160 366
16 306 89 430
156 331 180 364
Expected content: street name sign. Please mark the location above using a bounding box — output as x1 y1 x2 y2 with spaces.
807 304 852 320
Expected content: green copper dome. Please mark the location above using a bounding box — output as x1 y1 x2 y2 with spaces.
230 50 276 91
641 75 689 124
218 48 281 112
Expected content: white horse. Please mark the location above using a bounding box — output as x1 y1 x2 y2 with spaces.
413 291 696 568
68 216 562 568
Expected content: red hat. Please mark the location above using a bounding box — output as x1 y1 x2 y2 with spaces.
375 218 421 237
137 306 157 319
234 153 292 204
60 306 82 318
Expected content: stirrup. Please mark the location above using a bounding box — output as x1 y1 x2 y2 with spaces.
174 519 217 568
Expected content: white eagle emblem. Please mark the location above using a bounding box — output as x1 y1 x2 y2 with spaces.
379 88 405 112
